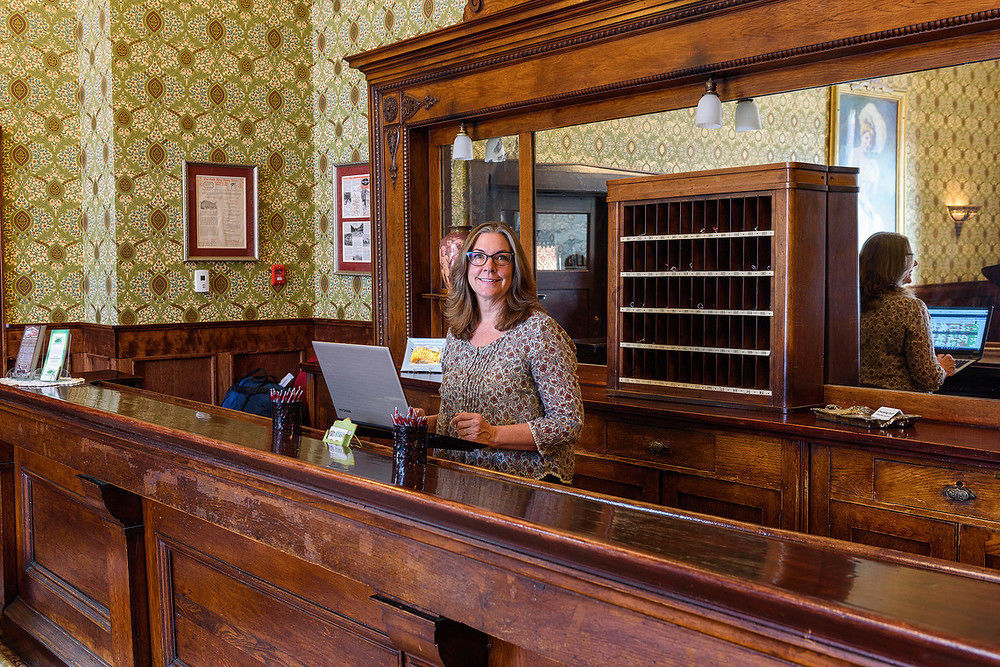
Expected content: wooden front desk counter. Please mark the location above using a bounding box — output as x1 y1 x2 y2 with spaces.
0 384 999 666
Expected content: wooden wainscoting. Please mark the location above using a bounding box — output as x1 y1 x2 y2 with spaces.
4 318 373 409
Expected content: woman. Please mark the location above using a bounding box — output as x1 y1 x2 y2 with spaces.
427 222 583 483
859 232 955 392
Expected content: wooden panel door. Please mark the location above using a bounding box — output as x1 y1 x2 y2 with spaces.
11 449 148 666
829 501 957 560
959 525 1000 571
573 456 659 504
146 502 404 666
661 473 783 529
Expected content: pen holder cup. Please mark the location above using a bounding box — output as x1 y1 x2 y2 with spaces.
392 423 428 466
271 401 303 457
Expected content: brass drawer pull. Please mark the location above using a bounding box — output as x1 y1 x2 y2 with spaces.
943 483 977 503
647 440 671 455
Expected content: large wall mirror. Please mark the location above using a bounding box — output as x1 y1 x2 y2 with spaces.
442 58 999 399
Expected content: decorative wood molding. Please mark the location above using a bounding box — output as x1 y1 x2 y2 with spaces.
373 7 1000 124
386 126 401 184
383 94 399 123
400 93 439 123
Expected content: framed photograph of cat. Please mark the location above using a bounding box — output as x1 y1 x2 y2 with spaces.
335 163 372 273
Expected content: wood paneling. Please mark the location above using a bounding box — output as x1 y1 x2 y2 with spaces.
6 383 1000 663
3 318 373 421
829 501 957 560
0 441 15 608
662 473 783 528
13 448 148 666
572 455 658 504
147 504 401 666
132 355 216 404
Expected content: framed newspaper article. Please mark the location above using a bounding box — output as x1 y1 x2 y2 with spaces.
183 160 259 260
335 163 372 273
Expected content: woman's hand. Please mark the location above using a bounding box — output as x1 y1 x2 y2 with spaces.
450 412 496 445
937 353 957 376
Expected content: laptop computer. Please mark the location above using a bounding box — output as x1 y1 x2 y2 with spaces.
312 341 481 450
928 306 993 373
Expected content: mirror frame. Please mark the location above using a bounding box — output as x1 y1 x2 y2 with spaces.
349 0 1000 426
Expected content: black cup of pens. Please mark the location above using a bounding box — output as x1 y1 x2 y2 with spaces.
392 408 428 465
271 387 303 457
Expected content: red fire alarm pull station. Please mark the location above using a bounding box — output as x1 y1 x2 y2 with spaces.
270 264 286 286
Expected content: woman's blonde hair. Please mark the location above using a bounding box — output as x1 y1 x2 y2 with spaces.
859 232 913 309
444 222 538 340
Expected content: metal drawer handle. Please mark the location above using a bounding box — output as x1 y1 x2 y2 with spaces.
647 440 671 455
943 483 977 503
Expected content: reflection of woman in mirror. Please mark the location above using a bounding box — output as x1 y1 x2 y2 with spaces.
847 102 888 242
859 232 955 392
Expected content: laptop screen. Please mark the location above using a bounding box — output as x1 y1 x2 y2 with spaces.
312 341 409 430
927 306 993 355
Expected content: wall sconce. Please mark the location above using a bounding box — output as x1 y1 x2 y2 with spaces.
734 98 761 132
947 204 980 239
694 77 722 129
452 122 473 161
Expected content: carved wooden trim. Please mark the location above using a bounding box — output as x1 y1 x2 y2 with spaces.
376 6 1000 95
400 93 439 123
383 94 399 123
370 92 389 346
386 126 401 184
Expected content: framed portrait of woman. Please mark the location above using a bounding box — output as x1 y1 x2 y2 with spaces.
829 84 906 248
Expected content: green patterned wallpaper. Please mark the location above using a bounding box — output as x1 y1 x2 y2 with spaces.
79 0 116 324
535 88 830 172
1 2 996 325
1 0 84 324
0 0 464 326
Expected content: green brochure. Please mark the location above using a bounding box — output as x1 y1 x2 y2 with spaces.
39 330 71 382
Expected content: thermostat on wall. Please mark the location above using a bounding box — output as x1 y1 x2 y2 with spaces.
193 270 210 293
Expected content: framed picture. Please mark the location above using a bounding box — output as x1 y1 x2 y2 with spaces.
183 160 259 260
335 163 372 273
829 84 906 245
401 337 446 373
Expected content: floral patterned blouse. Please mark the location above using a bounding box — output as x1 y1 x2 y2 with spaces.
860 291 947 392
435 310 583 482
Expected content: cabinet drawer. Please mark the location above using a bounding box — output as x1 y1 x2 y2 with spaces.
874 459 1000 522
606 421 714 471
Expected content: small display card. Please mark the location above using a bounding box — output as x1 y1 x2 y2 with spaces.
324 418 357 448
870 406 904 421
39 330 71 382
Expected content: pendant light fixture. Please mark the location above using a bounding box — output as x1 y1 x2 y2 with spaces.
452 122 473 161
734 98 761 132
694 77 722 129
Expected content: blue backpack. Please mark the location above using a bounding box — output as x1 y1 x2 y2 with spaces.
220 368 283 418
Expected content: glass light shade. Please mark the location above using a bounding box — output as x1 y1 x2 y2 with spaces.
947 204 980 223
694 81 722 129
734 98 761 132
452 124 473 161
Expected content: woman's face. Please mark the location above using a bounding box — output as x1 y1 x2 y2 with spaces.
467 232 514 308
901 250 917 284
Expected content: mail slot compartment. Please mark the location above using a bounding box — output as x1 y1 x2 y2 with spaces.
606 420 715 471
874 459 1000 521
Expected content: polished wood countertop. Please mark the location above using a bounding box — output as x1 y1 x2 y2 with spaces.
304 362 1000 463
2 381 1000 662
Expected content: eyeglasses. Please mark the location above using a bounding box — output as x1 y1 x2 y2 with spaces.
467 250 514 267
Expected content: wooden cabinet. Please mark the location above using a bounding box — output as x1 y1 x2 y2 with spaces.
606 163 858 410
813 443 1000 569
580 411 802 530
573 454 659 503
